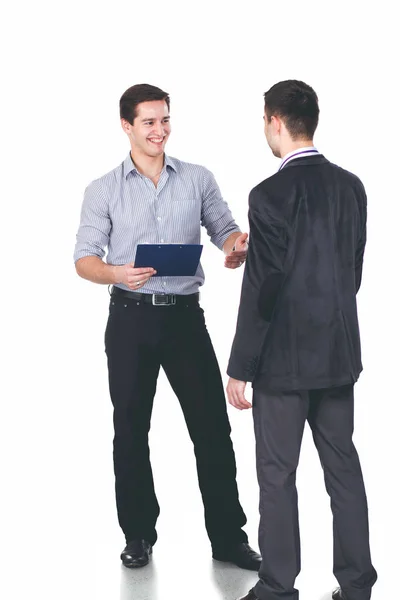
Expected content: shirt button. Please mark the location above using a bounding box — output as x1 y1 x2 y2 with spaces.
163 282 167 286
157 216 161 221
161 239 164 242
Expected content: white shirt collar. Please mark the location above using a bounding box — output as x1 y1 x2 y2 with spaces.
279 146 320 171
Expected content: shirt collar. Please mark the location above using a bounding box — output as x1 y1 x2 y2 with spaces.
279 146 319 171
123 153 177 179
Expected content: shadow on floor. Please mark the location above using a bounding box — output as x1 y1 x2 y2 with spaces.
120 560 158 600
210 560 258 600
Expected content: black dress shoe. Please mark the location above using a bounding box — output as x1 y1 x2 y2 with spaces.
120 539 152 568
236 589 259 600
332 589 347 600
213 542 262 571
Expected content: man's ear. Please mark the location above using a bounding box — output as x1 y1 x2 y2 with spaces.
270 115 281 135
121 118 131 135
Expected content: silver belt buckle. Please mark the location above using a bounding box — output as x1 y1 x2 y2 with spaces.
152 294 176 306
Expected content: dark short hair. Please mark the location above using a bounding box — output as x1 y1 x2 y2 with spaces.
120 84 170 124
264 80 319 139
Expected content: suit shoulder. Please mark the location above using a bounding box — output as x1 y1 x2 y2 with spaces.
249 167 299 197
248 174 284 208
248 177 291 220
326 162 366 195
251 172 279 192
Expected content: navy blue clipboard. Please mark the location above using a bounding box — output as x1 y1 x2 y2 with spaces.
134 244 203 277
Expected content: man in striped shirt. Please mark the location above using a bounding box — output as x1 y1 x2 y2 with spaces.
74 84 261 571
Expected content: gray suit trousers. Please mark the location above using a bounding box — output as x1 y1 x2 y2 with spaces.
252 384 377 600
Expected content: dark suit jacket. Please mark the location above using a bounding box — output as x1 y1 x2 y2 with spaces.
227 155 367 391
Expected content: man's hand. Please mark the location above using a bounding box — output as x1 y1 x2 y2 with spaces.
114 263 157 290
224 232 248 269
226 377 252 410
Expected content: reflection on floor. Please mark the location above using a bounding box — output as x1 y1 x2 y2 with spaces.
119 557 258 600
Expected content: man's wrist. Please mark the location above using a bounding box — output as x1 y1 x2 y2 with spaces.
112 265 123 285
223 231 242 255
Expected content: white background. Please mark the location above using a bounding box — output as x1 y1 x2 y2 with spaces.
1 1 399 599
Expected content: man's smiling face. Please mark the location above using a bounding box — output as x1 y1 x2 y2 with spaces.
124 100 171 158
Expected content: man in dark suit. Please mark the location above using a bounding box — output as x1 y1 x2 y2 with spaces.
226 80 377 600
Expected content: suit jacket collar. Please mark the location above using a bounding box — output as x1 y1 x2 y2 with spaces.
280 154 329 171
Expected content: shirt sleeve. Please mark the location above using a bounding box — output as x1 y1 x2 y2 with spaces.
73 179 111 263
201 168 240 250
227 188 289 382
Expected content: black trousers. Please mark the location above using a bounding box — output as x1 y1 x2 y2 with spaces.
104 294 247 548
252 384 377 600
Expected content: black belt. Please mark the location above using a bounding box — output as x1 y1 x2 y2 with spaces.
111 286 200 306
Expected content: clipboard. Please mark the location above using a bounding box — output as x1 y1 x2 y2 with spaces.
134 244 203 276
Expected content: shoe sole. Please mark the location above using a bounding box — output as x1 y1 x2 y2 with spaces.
212 557 260 572
122 559 149 569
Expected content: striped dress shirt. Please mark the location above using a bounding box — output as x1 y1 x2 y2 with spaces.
74 153 240 294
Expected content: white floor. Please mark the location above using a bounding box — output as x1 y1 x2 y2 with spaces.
4 365 390 600
101 543 259 600
2 288 395 600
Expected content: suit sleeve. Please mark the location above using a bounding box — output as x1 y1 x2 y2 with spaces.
355 185 367 293
227 189 289 382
